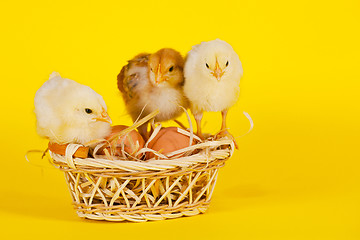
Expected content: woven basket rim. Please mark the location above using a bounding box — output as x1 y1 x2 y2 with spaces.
50 137 234 173
49 110 235 174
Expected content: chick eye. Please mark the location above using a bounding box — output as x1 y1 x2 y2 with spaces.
169 66 174 72
150 68 153 72
205 63 209 68
85 108 93 114
226 61 229 67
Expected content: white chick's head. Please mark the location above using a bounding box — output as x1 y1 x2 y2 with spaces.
58 86 112 142
148 48 184 88
62 87 111 126
35 74 112 144
185 39 243 83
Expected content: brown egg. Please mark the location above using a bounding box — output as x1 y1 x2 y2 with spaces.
147 127 196 159
100 125 145 156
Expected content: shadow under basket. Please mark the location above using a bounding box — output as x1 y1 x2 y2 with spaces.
49 138 234 222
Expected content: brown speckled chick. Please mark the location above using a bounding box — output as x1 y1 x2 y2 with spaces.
117 48 188 139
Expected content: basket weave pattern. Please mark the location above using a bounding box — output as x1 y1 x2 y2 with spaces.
50 139 234 222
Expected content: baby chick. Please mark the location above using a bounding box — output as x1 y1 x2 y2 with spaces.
184 39 243 145
117 48 188 139
34 72 112 145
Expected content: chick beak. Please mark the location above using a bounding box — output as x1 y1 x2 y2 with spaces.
212 60 224 81
95 109 112 124
155 64 164 84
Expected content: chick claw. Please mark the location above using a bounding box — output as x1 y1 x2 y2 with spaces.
215 129 239 149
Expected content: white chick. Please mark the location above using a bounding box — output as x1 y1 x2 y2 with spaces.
184 39 243 145
34 72 112 145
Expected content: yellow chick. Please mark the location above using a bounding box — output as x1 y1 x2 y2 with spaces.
34 72 112 145
117 48 188 139
184 39 243 145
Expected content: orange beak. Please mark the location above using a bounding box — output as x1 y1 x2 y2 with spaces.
212 60 224 81
94 109 112 124
155 64 165 84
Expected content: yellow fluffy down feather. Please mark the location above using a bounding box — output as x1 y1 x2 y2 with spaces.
34 72 112 145
184 39 243 143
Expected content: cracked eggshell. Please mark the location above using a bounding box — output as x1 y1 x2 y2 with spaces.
101 125 145 156
147 127 196 159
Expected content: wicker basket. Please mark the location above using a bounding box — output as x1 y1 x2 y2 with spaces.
49 135 234 222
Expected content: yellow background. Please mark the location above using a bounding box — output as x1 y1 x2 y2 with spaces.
1 0 359 239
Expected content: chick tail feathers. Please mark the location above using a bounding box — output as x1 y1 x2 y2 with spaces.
117 65 132 105
49 72 61 79
131 53 149 64
117 66 126 95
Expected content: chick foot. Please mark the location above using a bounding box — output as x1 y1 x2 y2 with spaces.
215 130 238 149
